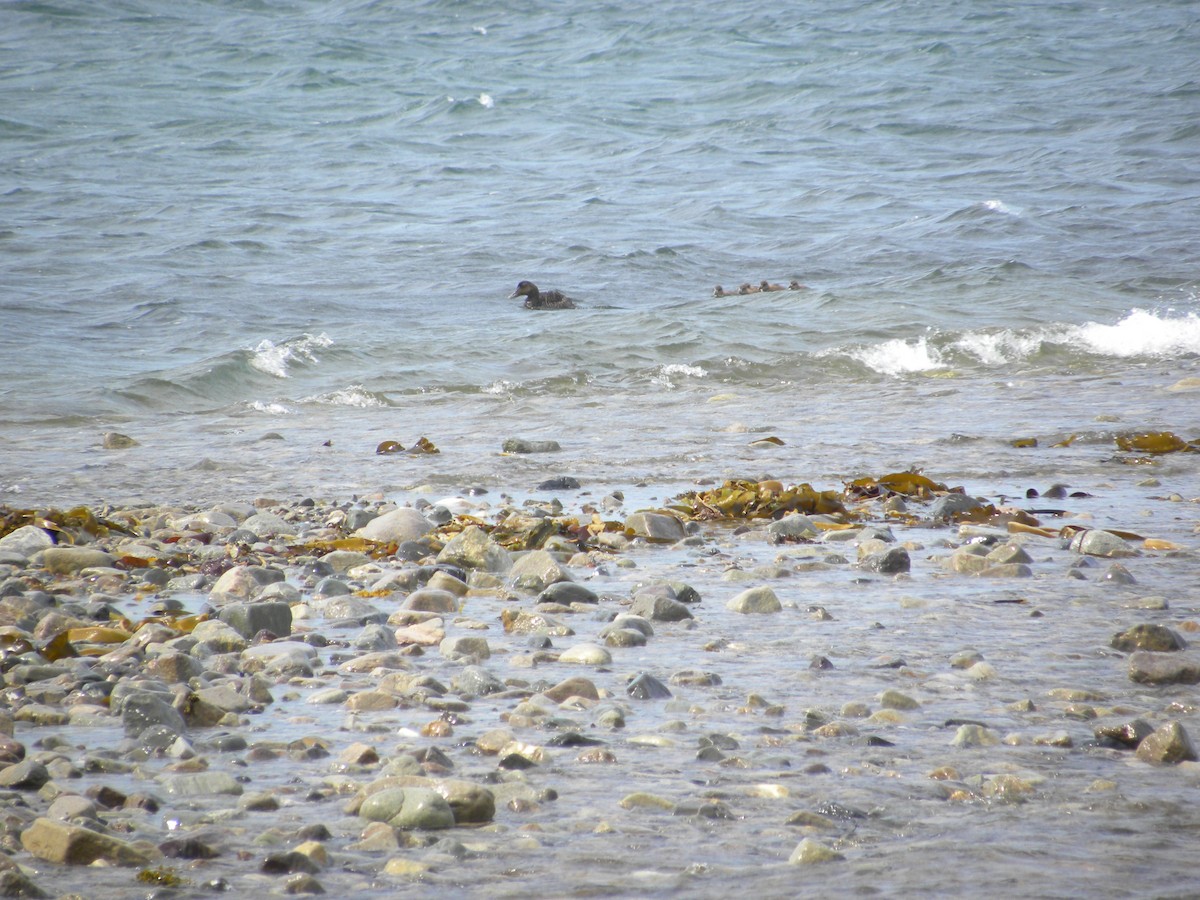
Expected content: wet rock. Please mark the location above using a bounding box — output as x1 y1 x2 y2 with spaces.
509 550 571 593
0 868 50 898
262 850 321 874
878 689 919 711
403 588 459 614
159 836 221 859
354 623 398 651
122 693 186 737
928 494 989 521
602 627 647 648
0 759 48 791
503 439 561 454
218 600 293 640
20 817 153 866
1094 719 1154 749
542 676 601 703
240 512 293 538
283 873 325 895
767 514 819 540
359 787 455 830
452 665 505 697
355 508 433 544
440 636 490 663
241 641 319 677
191 619 250 653
987 543 1034 566
537 582 598 605
951 724 999 748
1135 721 1198 765
1071 529 1135 558
0 526 55 562
146 650 205 684
538 476 581 491
629 589 693 622
500 608 574 636
426 570 468 596
209 566 262 602
161 771 244 797
982 563 1033 578
1128 651 1200 685
559 643 612 665
46 793 98 823
1103 564 1137 585
437 526 512 574
317 551 371 574
624 511 686 543
945 544 991 574
41 547 115 575
726 585 782 614
860 547 910 574
789 837 844 864
626 673 672 699
1112 624 1186 653
434 779 496 824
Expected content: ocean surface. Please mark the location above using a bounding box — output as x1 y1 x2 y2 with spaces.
3 2 1200 897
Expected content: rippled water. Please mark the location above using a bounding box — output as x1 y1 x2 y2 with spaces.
2 0 1200 896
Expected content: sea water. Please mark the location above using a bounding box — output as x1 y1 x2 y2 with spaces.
2 2 1200 896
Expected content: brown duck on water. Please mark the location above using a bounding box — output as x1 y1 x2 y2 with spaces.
508 281 577 310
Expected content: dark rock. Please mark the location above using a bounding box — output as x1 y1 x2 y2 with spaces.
537 476 581 491
1128 651 1200 685
861 547 910 574
159 837 220 859
1136 721 1198 765
1112 624 1186 653
1094 719 1155 749
626 673 672 700
537 582 598 605
218 601 293 640
629 589 693 622
262 850 320 875
0 760 48 791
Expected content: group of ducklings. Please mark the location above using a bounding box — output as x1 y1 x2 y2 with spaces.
713 280 808 297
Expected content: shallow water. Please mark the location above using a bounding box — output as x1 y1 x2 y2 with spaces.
3 0 1200 895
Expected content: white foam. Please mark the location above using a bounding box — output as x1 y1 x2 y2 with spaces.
303 385 385 408
980 198 1020 216
247 401 294 415
849 336 946 375
248 333 333 378
651 363 707 389
1072 309 1200 358
952 329 1046 366
478 93 494 108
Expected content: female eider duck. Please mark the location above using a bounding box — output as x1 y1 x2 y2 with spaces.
509 280 576 310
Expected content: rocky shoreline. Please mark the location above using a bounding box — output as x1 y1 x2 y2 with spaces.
0 474 1198 897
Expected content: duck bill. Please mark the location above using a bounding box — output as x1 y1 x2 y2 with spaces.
507 289 521 299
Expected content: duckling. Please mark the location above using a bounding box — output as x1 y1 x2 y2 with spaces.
713 285 728 297
759 280 786 292
738 282 758 295
788 280 809 291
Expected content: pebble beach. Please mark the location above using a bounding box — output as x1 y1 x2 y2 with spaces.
4 0 1200 895
2 458 1200 898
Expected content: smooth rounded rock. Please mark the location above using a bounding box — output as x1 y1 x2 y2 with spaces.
355 507 433 544
559 643 612 666
726 586 782 614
